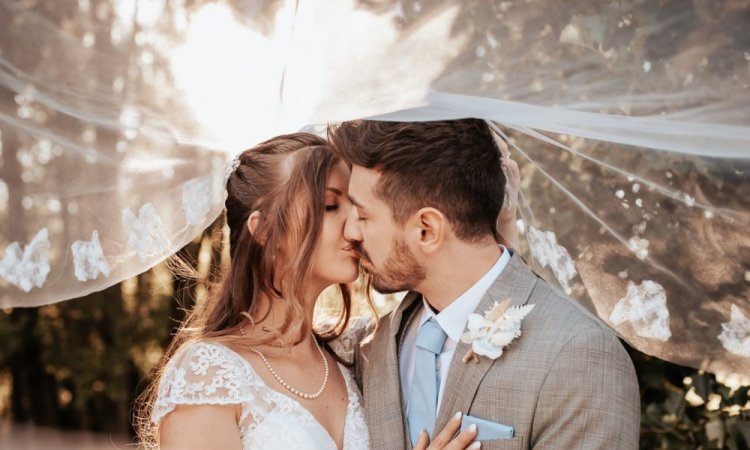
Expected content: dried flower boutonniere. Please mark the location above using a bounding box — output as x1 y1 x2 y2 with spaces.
460 298 535 363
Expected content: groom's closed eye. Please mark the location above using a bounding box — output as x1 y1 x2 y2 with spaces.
347 195 369 220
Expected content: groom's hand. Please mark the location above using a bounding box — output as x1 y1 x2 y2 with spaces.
497 137 520 249
412 412 480 450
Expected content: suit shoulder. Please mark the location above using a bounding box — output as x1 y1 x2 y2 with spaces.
527 277 622 350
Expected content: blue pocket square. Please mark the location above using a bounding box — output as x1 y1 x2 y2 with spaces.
461 414 514 440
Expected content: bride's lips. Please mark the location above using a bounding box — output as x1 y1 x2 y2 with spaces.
342 246 359 259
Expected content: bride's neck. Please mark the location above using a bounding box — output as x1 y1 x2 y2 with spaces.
240 288 322 355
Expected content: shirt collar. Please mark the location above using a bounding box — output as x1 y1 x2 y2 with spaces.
419 246 512 343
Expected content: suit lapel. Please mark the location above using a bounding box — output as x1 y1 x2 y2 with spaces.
434 252 538 430
368 290 422 449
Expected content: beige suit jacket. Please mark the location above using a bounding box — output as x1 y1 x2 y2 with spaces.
355 252 640 450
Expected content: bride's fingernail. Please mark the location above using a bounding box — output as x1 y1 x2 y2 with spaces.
468 424 477 433
454 411 462 420
469 442 481 449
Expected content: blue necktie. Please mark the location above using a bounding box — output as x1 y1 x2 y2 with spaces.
407 318 448 446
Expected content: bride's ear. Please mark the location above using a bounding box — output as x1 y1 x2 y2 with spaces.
246 210 261 236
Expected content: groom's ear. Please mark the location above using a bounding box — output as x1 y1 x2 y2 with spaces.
409 207 445 254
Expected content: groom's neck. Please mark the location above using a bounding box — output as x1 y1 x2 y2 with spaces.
417 239 502 313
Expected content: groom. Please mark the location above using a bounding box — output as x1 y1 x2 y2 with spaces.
330 119 640 449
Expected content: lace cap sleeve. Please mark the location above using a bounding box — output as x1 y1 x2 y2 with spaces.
325 316 373 364
151 341 255 425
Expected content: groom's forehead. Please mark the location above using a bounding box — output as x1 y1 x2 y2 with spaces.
349 165 391 210
349 165 381 193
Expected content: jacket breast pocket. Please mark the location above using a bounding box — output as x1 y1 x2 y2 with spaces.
480 435 525 450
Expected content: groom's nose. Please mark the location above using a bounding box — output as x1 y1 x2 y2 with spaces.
344 205 363 243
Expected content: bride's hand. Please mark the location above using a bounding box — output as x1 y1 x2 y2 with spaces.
411 412 480 450
497 138 520 249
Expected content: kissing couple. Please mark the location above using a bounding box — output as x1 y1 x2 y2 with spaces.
136 119 640 449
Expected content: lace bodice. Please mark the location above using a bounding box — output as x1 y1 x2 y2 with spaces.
153 321 370 450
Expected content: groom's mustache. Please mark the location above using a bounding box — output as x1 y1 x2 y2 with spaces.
350 241 372 264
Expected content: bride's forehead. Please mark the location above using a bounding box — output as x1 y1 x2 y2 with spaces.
326 161 351 188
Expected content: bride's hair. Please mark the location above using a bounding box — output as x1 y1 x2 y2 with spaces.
134 133 364 448
205 132 354 344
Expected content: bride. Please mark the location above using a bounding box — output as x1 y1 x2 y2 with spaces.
135 132 519 450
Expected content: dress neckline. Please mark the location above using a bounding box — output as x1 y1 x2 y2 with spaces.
213 341 354 450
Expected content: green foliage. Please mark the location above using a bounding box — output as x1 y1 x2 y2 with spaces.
633 348 750 449
0 276 174 433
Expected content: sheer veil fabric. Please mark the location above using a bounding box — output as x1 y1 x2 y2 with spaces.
0 0 748 374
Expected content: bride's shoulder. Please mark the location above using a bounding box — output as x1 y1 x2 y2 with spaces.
158 339 260 399
168 339 244 370
153 339 258 425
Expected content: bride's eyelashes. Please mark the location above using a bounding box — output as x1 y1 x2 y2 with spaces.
325 204 339 212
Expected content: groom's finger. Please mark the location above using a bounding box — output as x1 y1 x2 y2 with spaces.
497 136 510 160
426 412 478 449
429 412 463 447
504 158 520 190
411 430 430 450
443 423 478 450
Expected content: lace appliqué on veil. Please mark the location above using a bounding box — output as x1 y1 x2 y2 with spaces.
609 280 671 342
325 316 371 365
527 226 578 295
0 228 51 292
121 202 171 262
71 230 110 282
182 177 215 226
718 304 750 358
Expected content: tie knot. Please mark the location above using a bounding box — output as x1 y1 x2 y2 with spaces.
415 318 447 355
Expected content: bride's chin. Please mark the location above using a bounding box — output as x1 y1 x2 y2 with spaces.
339 262 360 284
318 265 359 286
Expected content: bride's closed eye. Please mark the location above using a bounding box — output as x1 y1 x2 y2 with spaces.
325 204 339 212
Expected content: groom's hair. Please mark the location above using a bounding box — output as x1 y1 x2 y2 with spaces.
329 119 506 242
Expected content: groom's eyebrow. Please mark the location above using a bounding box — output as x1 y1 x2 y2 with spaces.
348 194 365 210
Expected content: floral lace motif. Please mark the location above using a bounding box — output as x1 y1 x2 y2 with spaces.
121 202 171 262
182 177 215 226
71 230 110 282
153 319 371 450
326 316 370 364
0 228 51 292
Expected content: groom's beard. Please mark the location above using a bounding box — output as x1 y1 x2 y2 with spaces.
356 238 425 294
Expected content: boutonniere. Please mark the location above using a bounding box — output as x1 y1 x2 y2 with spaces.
460 298 535 363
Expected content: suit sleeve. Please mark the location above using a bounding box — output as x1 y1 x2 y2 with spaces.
530 326 640 450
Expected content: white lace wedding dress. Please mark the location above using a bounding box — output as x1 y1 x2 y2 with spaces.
152 323 370 450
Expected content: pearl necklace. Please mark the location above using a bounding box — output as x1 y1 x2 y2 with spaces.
240 327 329 400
